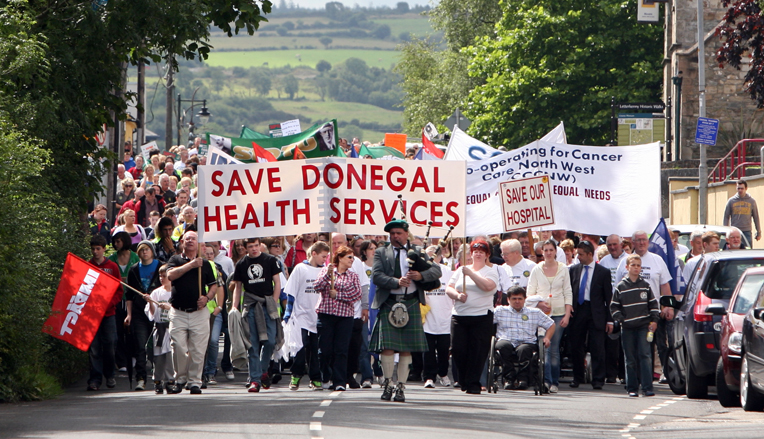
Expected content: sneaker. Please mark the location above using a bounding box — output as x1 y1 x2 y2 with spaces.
135 379 145 391
311 381 323 390
154 381 163 394
347 377 361 389
548 385 558 393
207 375 218 385
225 371 235 381
200 376 207 389
271 373 282 385
86 383 99 391
393 383 406 402
190 385 202 394
335 385 346 391
361 380 373 388
438 375 452 387
504 382 514 390
184 382 192 390
644 390 655 397
453 381 461 388
658 375 668 384
424 379 435 388
628 392 639 397
247 381 261 393
322 381 333 390
261 373 271 390
167 382 183 394
290 375 301 390
106 378 116 388
381 379 393 401
118 367 127 372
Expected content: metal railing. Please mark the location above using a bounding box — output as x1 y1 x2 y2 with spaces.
708 139 764 183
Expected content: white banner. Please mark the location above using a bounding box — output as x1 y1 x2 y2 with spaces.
498 175 555 232
465 141 661 236
444 123 568 162
198 158 466 242
539 122 567 144
206 145 243 165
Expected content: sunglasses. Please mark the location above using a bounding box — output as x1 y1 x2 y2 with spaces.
535 254 543 258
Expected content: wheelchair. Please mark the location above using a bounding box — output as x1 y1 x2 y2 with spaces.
486 328 547 395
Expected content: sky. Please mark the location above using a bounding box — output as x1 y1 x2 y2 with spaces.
284 0 429 9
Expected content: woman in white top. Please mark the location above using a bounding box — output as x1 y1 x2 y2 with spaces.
527 239 572 393
446 240 499 395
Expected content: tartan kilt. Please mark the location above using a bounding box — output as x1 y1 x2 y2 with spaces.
369 296 429 353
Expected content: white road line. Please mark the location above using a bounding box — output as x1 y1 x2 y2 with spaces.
640 410 654 414
627 423 640 428
310 422 322 431
320 400 332 407
633 415 647 420
648 406 662 410
330 391 341 397
657 403 669 407
313 411 325 418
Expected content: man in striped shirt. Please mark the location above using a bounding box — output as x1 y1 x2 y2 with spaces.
610 254 660 397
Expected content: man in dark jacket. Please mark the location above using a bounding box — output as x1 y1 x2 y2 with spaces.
135 186 165 227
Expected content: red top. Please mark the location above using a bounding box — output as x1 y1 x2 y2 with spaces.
89 258 124 317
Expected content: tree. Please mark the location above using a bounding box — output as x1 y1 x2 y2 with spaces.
717 0 764 107
284 75 299 99
371 24 391 39
326 1 345 19
465 0 663 146
428 0 503 51
250 69 272 96
282 20 295 30
396 2 410 13
399 32 411 42
316 60 332 73
275 26 288 36
319 36 333 49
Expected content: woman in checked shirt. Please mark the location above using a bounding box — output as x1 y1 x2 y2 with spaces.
314 245 361 391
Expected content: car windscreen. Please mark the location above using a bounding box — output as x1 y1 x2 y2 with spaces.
705 259 764 300
732 274 764 314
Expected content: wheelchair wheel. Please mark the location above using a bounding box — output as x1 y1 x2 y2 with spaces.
536 335 546 395
487 336 498 393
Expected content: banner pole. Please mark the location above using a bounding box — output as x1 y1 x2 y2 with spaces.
461 239 467 295
119 281 159 305
198 241 203 297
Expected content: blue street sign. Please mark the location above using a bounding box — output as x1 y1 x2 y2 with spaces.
695 117 719 146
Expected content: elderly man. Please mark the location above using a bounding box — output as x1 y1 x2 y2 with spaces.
117 163 134 189
724 227 747 250
159 174 177 205
683 231 721 282
682 229 704 263
172 206 196 240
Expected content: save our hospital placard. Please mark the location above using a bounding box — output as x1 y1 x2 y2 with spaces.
498 175 555 232
197 158 466 241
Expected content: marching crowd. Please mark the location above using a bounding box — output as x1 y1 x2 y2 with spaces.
83 142 761 402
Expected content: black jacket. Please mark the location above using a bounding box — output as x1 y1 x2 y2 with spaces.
126 261 162 321
569 263 613 330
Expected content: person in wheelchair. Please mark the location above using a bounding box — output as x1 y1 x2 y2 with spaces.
493 286 555 390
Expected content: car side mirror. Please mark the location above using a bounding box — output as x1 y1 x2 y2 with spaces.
754 308 764 320
660 295 679 309
705 303 727 316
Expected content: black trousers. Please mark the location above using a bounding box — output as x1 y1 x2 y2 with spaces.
423 333 450 381
451 312 493 393
605 335 625 380
317 313 354 385
346 318 363 380
568 301 606 385
411 352 424 380
130 316 153 381
292 329 321 381
495 339 536 382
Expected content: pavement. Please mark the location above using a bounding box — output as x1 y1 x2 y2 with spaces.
2 371 764 439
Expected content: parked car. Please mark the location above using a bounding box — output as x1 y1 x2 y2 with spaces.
662 250 764 399
739 280 764 410
715 267 764 407
670 224 750 251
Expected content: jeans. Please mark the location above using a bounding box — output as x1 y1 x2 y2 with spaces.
743 230 754 248
246 305 277 383
423 333 451 381
131 316 152 382
655 318 674 372
204 313 223 377
358 320 374 382
292 329 321 381
544 315 566 386
89 315 117 386
317 313 354 385
622 326 653 393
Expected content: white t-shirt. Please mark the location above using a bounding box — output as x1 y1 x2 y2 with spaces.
500 258 536 290
284 262 324 333
424 266 454 335
615 251 672 300
351 256 370 319
214 253 235 278
599 252 627 290
684 255 702 285
449 265 500 316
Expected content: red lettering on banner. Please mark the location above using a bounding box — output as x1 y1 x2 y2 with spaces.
430 201 443 227
324 163 343 189
381 199 399 223
329 197 341 223
241 204 260 228
410 168 429 192
227 171 245 196
205 206 222 232
267 168 282 192
294 199 311 224
370 165 383 190
345 198 357 224
263 202 275 227
410 200 427 224
433 168 445 193
347 164 366 190
387 166 405 191
211 171 224 197
445 201 460 226
276 200 290 226
302 165 320 190
244 169 264 194
360 199 375 225
224 205 238 230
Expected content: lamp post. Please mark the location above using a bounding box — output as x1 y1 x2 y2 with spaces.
176 88 211 147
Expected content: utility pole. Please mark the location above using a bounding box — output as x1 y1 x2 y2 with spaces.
165 56 174 151
697 0 708 224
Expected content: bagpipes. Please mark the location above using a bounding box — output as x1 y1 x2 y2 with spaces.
396 195 449 292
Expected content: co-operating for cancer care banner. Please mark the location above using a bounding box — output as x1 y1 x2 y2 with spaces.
460 140 661 237
197 158 467 241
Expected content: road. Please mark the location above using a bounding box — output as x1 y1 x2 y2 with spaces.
2 371 764 439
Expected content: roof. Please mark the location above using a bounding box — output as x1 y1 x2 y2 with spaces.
699 249 764 262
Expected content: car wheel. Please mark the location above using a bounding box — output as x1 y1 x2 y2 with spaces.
665 347 686 395
686 353 708 399
741 354 764 411
715 357 740 407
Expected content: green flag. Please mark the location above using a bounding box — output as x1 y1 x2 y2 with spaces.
239 126 270 139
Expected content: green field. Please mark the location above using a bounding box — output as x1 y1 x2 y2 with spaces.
206 49 400 69
369 17 436 39
208 35 399 50
271 100 402 126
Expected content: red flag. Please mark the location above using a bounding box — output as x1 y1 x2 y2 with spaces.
42 253 122 351
293 147 307 160
252 141 277 162
422 131 444 159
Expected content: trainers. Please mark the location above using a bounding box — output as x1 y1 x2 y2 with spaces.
393 383 406 402
424 379 435 388
322 381 333 390
135 379 145 391
504 382 514 390
361 380 373 388
200 376 207 389
207 375 218 385
438 375 452 387
154 381 163 394
347 377 361 389
381 379 393 401
548 385 558 393
247 381 261 393
628 391 639 397
86 383 99 391
225 371 235 380
311 381 323 390
290 375 301 390
644 390 655 397
335 385 346 391
658 375 668 384
190 385 202 394
118 366 127 372
453 381 461 388
106 378 116 388
261 373 271 390
167 382 183 394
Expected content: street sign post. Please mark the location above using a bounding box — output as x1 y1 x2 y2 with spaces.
498 175 555 232
695 117 719 146
445 108 471 132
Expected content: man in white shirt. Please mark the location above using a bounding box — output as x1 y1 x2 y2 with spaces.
683 231 720 283
209 241 235 278
600 234 627 290
422 246 455 388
